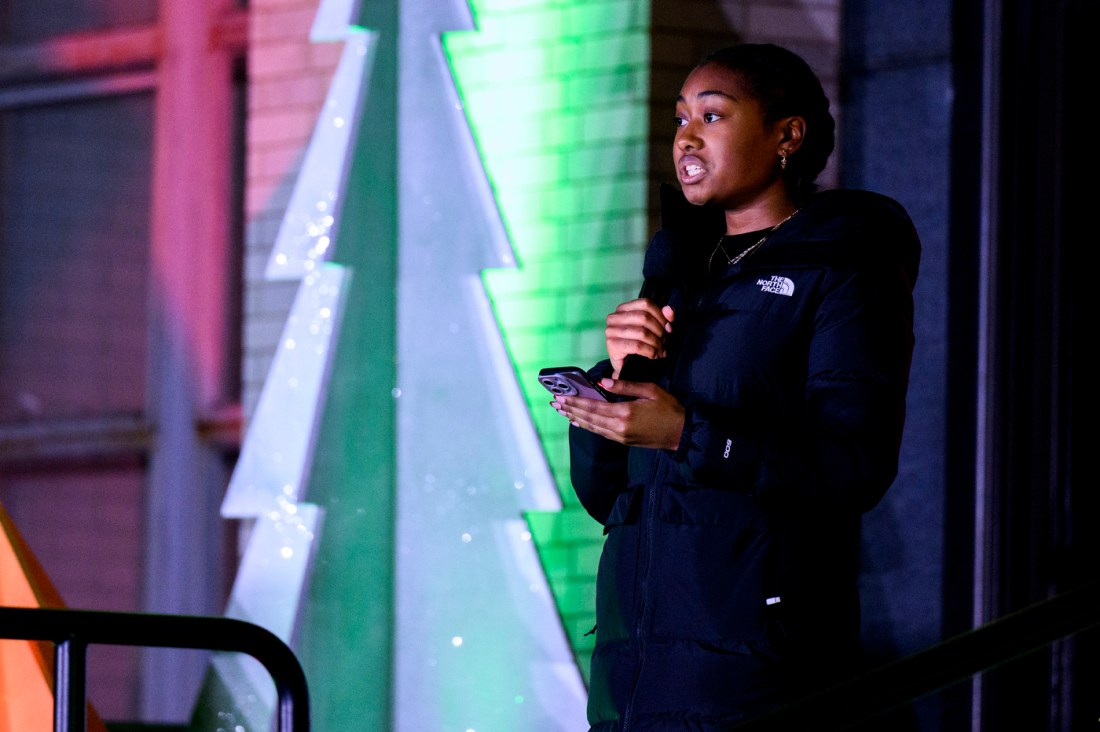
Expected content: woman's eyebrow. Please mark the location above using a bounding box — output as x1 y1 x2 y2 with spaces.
676 90 737 103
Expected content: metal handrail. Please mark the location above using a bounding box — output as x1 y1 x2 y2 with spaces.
729 579 1100 730
7 581 1097 731
0 606 309 732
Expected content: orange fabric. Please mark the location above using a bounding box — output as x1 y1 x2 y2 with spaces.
0 500 108 732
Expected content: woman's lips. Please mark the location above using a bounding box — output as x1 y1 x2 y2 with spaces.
678 156 706 183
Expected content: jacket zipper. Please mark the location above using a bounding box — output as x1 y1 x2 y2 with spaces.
622 461 661 730
621 277 718 729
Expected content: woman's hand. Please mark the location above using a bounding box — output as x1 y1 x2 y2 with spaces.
552 378 685 450
605 299 675 377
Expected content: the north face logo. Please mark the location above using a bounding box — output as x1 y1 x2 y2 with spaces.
756 276 794 296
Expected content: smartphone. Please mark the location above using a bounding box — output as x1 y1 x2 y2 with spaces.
539 366 639 402
538 366 613 401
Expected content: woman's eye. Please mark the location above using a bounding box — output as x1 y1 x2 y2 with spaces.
703 112 721 123
674 115 687 128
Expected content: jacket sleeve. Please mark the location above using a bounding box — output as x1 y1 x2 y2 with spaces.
671 249 917 514
568 360 630 524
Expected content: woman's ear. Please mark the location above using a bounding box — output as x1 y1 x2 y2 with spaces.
779 116 806 154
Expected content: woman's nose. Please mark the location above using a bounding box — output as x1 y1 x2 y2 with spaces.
677 120 700 150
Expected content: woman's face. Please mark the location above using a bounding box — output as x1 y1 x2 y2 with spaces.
674 63 789 212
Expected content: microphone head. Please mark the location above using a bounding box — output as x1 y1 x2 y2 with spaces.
643 230 679 280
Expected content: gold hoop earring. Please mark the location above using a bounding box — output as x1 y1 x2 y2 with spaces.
779 150 789 170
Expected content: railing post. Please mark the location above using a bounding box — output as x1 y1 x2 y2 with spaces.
54 637 87 732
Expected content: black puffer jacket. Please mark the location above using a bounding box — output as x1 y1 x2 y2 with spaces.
569 187 921 731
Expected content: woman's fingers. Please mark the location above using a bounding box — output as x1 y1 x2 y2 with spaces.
608 298 671 334
605 299 675 367
551 381 685 450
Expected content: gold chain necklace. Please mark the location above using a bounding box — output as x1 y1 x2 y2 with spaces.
708 208 801 274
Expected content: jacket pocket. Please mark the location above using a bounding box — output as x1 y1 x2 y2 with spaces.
601 484 642 534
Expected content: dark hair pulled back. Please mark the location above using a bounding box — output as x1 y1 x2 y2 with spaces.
699 43 835 204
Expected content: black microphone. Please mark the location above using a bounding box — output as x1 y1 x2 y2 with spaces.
620 230 679 382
